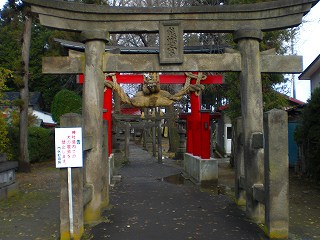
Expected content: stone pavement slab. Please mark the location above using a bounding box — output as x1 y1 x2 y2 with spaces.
89 144 267 240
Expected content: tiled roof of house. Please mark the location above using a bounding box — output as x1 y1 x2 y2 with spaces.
2 92 43 110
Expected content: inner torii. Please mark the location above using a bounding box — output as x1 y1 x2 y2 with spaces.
104 72 205 107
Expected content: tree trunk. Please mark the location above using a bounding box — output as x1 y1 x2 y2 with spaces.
19 9 32 172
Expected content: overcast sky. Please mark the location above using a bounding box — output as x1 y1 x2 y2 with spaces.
295 2 320 102
0 0 319 101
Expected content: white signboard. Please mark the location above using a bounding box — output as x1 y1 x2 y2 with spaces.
55 127 83 168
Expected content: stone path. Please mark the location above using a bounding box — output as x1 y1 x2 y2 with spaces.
89 144 267 240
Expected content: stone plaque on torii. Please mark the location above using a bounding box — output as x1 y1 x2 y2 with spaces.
23 0 319 239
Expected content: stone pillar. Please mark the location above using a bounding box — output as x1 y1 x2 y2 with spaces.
234 29 264 222
174 119 186 160
264 109 289 238
60 113 84 240
102 120 110 209
234 117 246 206
81 30 109 223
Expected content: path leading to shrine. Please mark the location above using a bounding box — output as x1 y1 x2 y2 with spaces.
0 143 319 239
88 144 267 240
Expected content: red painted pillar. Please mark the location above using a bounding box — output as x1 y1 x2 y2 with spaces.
186 114 193 154
103 79 113 156
190 79 201 157
201 111 211 159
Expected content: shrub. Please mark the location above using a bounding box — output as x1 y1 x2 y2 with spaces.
0 68 12 159
8 126 55 163
0 113 12 159
28 127 55 163
7 126 19 161
51 89 82 123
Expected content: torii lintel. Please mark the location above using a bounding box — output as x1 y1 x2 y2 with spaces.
23 0 318 33
42 52 303 74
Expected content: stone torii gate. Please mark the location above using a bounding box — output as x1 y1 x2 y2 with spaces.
23 0 318 239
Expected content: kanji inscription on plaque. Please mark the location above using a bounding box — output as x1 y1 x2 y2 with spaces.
159 21 183 64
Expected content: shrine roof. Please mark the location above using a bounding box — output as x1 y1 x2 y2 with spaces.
54 38 225 54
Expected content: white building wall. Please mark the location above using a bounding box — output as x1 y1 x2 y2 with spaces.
311 70 320 93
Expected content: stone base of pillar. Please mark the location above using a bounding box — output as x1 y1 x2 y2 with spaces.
184 153 218 183
0 160 18 200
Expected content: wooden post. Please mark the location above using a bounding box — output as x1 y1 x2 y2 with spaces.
142 124 147 150
60 113 84 240
125 122 130 159
142 109 147 150
152 122 156 157
156 108 163 163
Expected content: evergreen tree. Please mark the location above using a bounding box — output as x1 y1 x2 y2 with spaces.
0 1 82 112
220 0 294 120
295 87 320 180
51 89 82 123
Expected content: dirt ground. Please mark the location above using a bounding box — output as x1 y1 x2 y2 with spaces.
0 161 60 240
0 155 320 240
217 161 320 240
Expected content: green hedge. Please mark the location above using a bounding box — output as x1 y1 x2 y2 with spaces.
8 126 55 163
28 127 55 162
0 113 12 159
51 89 82 123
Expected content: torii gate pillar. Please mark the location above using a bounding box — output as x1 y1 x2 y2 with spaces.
81 31 109 223
234 29 264 223
103 84 112 157
190 78 202 157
